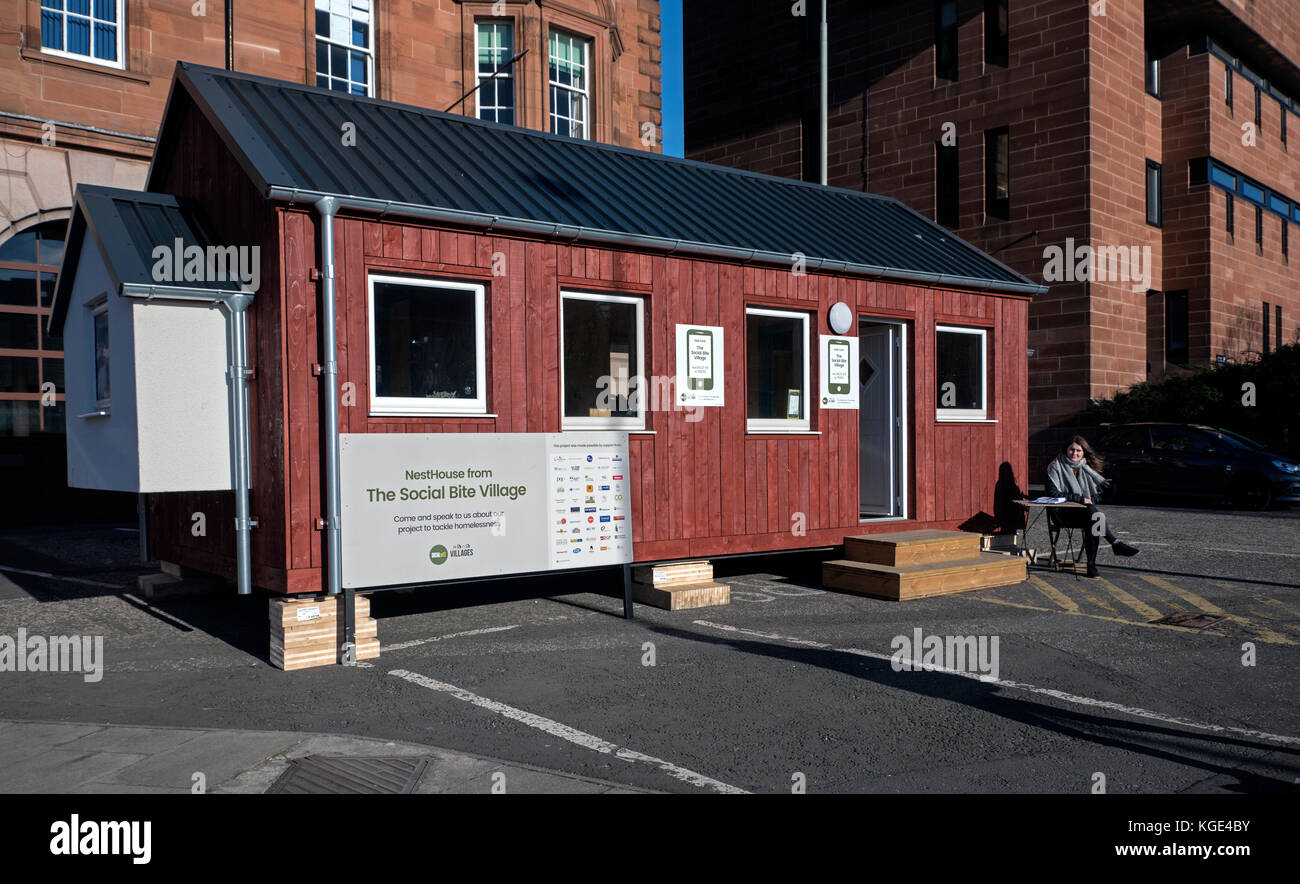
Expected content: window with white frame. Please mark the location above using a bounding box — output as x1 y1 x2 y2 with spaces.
40 0 124 68
560 292 644 429
315 0 374 96
90 300 109 406
746 308 810 432
935 325 987 420
549 29 590 139
368 275 486 415
476 20 516 124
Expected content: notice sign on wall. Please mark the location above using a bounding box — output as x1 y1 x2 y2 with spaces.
339 432 632 589
819 334 859 409
675 324 725 407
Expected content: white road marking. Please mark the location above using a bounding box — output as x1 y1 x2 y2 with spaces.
0 565 121 589
388 668 748 794
692 620 1300 748
1136 541 1300 558
383 624 521 652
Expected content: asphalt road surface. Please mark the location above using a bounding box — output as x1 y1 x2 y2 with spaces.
1 503 1297 794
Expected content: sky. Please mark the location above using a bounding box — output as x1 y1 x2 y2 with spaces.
661 0 684 157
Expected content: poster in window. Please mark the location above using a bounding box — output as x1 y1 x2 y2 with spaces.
819 334 858 409
675 324 724 407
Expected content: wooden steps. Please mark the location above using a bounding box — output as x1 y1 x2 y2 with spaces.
270 595 380 670
823 529 1026 601
632 561 730 610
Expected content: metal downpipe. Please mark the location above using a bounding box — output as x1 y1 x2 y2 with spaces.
313 197 353 658
226 293 256 595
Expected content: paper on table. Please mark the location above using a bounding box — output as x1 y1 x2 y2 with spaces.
1032 496 1068 504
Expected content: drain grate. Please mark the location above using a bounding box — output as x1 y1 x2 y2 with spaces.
267 755 429 794
1148 612 1227 629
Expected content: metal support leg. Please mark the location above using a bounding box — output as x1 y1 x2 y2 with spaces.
342 584 356 666
622 563 634 620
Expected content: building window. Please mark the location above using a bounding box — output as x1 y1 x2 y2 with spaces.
984 0 1008 68
1277 304 1283 350
985 127 1009 221
1165 291 1188 368
549 30 590 139
1283 218 1289 260
561 292 644 430
1282 105 1288 146
91 303 109 405
746 308 809 432
475 20 515 124
936 143 959 228
40 0 123 68
1263 301 1271 353
936 1 958 81
315 0 373 96
0 221 66 436
367 275 486 415
936 326 987 421
1145 50 1161 98
1226 193 1234 235
1255 206 1263 252
1225 64 1233 108
1145 159 1162 227
1255 86 1263 132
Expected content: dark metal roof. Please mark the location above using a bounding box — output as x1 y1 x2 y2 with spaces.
150 62 1044 296
49 184 242 334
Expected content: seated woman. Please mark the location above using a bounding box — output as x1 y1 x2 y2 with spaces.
1046 436 1140 577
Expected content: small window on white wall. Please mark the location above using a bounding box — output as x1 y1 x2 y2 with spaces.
561 292 644 429
368 275 486 415
746 307 810 432
936 325 987 420
91 302 110 405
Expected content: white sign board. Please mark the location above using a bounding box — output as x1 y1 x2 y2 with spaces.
819 334 859 409
339 432 632 588
675 324 725 407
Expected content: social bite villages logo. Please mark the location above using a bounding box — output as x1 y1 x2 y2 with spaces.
429 544 449 565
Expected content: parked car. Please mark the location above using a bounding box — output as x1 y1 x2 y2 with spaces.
1093 423 1300 510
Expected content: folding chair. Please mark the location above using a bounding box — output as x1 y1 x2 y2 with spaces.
1045 507 1083 572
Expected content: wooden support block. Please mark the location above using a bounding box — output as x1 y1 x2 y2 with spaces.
631 580 730 611
271 636 381 671
269 594 370 627
633 560 713 587
269 595 379 671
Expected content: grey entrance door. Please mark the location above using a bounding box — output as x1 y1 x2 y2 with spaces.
859 323 897 516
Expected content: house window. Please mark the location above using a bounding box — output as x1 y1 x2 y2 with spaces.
315 0 373 96
746 308 809 432
936 1 958 81
91 304 109 405
1145 50 1161 98
549 30 590 139
40 0 123 68
1165 291 1188 367
984 0 1008 68
936 325 987 421
560 292 644 429
367 275 486 415
476 20 515 124
936 143 959 228
1145 160 1162 227
985 127 1009 221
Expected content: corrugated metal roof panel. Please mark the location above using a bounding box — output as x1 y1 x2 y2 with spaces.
151 62 1043 295
49 184 242 333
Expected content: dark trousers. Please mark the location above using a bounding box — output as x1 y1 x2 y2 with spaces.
1049 504 1117 564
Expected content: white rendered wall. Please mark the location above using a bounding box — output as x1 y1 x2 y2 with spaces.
132 300 232 492
64 239 142 492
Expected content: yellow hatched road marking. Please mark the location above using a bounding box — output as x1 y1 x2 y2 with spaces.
1246 592 1300 619
975 597 1228 636
1094 576 1163 620
1137 575 1292 644
1069 582 1119 614
1248 611 1300 635
1027 575 1081 613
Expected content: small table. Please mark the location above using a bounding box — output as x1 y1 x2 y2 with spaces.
1014 499 1087 571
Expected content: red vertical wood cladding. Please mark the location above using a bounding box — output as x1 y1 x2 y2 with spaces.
144 136 1032 590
